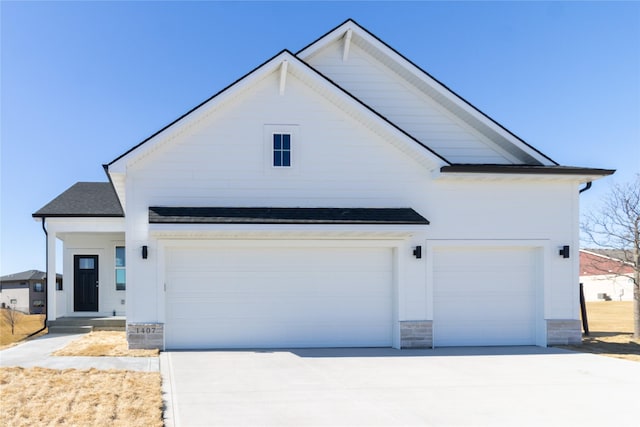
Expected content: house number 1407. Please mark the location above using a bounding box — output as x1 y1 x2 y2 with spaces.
135 327 156 334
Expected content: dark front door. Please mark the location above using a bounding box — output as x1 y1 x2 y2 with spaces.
74 255 98 312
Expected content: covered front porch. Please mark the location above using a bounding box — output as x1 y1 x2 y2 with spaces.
44 226 126 322
32 182 126 323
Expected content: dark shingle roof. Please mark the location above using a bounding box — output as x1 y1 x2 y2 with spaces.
440 164 616 176
149 207 429 225
33 182 124 218
0 270 46 281
0 270 61 282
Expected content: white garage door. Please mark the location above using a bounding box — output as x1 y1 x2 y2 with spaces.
165 245 393 349
433 246 539 346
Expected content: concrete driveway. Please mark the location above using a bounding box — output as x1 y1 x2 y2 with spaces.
161 346 640 426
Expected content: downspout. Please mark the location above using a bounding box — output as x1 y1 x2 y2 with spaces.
27 217 48 338
579 182 592 193
577 181 592 335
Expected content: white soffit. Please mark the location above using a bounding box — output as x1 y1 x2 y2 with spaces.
433 171 608 184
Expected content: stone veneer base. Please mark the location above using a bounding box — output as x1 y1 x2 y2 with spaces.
127 323 164 350
400 320 433 348
547 319 582 345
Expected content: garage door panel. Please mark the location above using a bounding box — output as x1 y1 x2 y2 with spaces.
167 318 391 348
167 273 391 297
165 245 393 349
168 322 388 348
168 294 390 320
433 245 538 347
169 248 390 272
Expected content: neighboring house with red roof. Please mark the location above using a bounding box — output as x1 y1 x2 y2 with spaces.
580 250 635 301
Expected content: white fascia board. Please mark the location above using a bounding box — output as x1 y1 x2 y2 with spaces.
107 52 292 172
42 217 125 234
149 222 424 239
298 21 555 166
434 171 607 184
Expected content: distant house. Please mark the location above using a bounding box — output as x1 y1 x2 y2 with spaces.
580 250 635 301
0 270 62 314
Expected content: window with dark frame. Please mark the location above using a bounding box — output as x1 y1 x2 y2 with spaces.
34 282 44 292
273 133 291 167
115 246 126 291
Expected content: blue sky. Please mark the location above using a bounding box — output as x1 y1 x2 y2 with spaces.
1 1 639 275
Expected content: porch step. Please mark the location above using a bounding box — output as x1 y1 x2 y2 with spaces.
48 325 93 334
93 325 126 332
47 316 126 334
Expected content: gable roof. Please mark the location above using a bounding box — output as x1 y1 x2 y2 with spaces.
149 207 429 225
104 19 613 190
297 19 558 166
106 49 448 174
32 182 124 218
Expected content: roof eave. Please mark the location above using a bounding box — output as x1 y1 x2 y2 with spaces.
440 165 615 175
437 164 615 183
32 213 125 219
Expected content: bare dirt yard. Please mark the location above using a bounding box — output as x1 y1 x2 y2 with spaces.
0 367 163 427
561 301 640 362
0 309 45 348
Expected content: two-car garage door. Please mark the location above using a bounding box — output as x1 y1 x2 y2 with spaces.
165 245 393 349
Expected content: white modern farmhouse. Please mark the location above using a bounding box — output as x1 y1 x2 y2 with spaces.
34 20 614 350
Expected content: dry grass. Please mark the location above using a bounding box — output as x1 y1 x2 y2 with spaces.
0 309 46 348
0 366 163 427
52 331 159 357
562 301 640 362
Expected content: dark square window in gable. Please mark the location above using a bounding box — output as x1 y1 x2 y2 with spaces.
273 133 291 167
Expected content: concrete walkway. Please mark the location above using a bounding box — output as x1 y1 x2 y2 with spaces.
0 333 159 371
161 347 640 427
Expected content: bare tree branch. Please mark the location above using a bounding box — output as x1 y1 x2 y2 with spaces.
581 174 640 338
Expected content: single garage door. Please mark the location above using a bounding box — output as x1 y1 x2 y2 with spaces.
433 245 539 346
165 245 393 349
